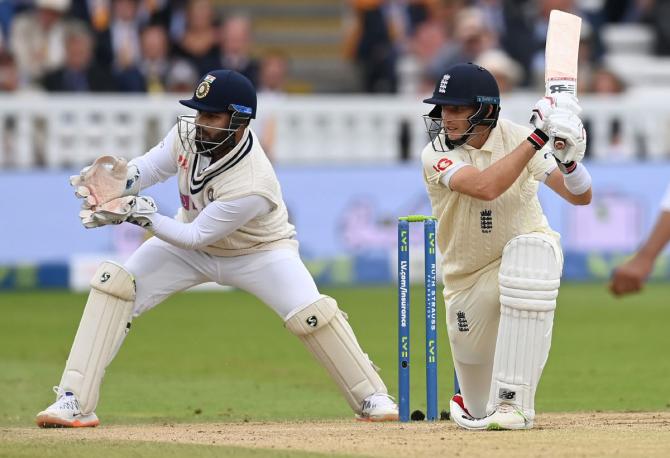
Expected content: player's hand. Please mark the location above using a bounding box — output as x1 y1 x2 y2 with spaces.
546 111 586 165
609 255 654 297
80 196 157 229
69 156 139 209
530 93 581 134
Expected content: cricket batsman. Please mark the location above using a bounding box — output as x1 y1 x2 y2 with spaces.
420 63 592 430
36 69 398 427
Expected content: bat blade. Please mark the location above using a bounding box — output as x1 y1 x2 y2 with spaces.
545 9 581 150
545 10 581 97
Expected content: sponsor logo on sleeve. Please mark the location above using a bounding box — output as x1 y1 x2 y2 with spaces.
432 157 453 173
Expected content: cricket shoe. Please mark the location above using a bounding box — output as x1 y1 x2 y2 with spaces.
35 387 99 428
451 399 532 431
449 393 477 429
357 393 399 422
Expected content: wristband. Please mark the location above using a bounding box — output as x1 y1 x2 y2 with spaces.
527 129 549 150
555 159 577 174
563 162 591 195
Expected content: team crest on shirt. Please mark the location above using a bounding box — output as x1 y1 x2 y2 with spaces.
480 209 493 233
195 74 216 99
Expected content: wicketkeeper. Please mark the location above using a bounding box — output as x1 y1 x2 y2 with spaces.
420 63 592 430
36 69 398 427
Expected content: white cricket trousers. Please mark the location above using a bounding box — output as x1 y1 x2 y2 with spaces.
124 237 321 320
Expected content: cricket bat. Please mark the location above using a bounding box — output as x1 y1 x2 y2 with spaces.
545 10 581 150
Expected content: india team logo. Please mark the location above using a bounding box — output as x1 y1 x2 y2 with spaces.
195 74 217 99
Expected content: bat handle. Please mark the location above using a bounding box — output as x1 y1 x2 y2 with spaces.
554 138 566 150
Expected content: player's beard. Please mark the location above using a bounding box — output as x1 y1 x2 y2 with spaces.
194 127 236 158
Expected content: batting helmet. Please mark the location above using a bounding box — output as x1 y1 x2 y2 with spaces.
180 69 257 119
423 63 501 150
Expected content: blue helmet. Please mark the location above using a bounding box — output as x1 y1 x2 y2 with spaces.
177 70 258 156
180 69 257 119
423 63 501 150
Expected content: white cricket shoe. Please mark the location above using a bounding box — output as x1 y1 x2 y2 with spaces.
450 393 477 428
451 396 532 431
482 404 533 430
35 387 100 428
357 393 399 422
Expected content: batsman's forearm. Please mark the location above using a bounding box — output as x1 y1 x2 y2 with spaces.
475 141 537 200
637 211 670 261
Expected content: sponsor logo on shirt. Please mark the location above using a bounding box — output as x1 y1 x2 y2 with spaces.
180 193 196 211
432 157 453 172
177 154 188 170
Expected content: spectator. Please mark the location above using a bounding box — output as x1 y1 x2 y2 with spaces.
589 66 626 94
258 50 289 94
0 0 14 47
10 0 70 86
173 0 219 76
165 58 198 92
42 22 117 92
95 0 142 71
397 19 449 94
475 48 523 93
217 14 259 85
436 7 497 71
344 0 400 93
0 50 19 92
138 24 171 92
69 0 110 31
256 50 290 158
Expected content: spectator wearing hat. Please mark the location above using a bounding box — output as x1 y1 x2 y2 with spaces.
9 0 71 86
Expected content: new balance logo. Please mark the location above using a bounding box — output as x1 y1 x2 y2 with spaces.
498 389 516 401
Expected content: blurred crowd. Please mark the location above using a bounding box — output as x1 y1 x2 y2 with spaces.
345 0 669 95
0 0 289 94
1 0 667 95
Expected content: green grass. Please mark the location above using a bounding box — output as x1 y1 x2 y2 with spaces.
1 283 669 429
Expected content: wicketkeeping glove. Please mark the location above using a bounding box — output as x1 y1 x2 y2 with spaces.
79 196 157 229
70 156 140 209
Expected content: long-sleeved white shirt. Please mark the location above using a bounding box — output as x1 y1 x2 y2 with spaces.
129 128 272 250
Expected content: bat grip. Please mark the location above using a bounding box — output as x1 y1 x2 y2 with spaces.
554 138 566 150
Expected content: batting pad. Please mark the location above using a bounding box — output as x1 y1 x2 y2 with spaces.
487 234 561 419
59 261 136 414
285 296 387 413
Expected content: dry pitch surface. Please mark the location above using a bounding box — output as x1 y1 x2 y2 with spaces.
4 412 670 457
